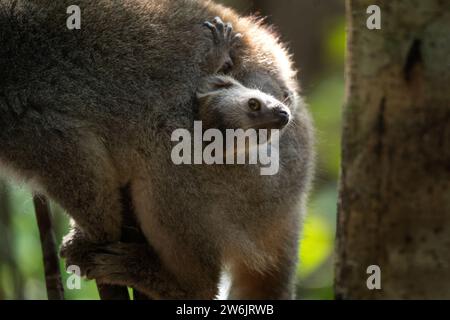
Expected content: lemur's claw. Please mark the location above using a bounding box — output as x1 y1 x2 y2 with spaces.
231 33 242 47
203 21 215 29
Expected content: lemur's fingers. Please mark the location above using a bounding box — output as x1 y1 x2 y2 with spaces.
212 16 225 32
231 32 243 46
204 17 240 50
203 21 216 31
203 21 220 44
85 256 126 281
224 22 233 41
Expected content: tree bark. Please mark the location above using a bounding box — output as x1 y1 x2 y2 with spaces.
96 184 149 300
336 0 450 299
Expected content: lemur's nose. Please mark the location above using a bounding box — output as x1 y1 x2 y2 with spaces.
274 105 290 125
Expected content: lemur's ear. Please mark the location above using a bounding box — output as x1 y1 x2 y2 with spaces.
197 75 240 99
208 75 236 89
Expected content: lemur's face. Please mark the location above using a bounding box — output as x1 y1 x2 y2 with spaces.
238 71 297 113
197 75 291 131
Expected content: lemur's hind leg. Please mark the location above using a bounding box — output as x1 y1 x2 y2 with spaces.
227 214 300 300
61 240 221 299
61 180 222 298
0 110 123 242
227 256 297 300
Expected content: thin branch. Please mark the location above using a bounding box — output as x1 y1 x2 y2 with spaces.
33 195 64 300
96 184 150 300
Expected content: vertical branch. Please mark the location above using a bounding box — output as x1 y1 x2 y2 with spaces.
33 195 64 300
95 184 148 300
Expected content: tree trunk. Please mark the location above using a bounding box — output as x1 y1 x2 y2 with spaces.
336 0 450 299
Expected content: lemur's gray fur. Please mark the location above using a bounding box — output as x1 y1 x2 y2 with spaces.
197 75 292 131
0 0 314 299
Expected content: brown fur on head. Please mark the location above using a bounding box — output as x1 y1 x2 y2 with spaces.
196 75 291 131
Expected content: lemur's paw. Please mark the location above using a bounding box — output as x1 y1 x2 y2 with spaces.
60 236 101 277
81 242 153 284
203 16 242 73
203 16 242 47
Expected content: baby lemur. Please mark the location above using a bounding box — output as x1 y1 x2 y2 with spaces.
197 75 291 131
0 0 314 299
196 75 292 158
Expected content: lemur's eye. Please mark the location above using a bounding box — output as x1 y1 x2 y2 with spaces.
248 98 261 111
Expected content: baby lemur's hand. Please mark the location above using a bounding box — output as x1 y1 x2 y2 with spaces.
203 16 242 74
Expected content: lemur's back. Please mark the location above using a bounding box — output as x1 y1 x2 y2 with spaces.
0 0 215 133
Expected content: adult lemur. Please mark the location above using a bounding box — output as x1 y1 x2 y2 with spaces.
0 0 314 299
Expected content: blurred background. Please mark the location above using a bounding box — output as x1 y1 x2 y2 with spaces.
0 0 345 300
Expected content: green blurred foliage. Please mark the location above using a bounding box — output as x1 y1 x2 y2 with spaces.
296 17 345 300
0 10 344 301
